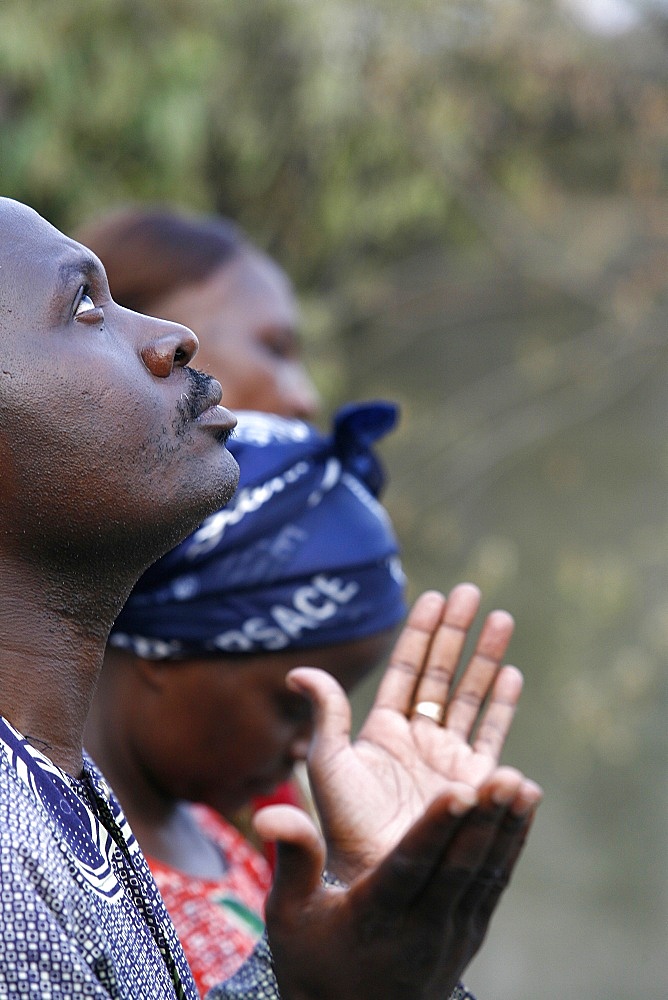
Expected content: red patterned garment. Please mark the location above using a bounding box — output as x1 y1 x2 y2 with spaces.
251 778 305 871
147 803 272 998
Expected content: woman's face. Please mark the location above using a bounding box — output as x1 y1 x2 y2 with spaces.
150 248 320 419
138 630 395 816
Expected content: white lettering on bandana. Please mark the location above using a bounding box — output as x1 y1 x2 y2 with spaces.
186 461 311 559
210 574 360 652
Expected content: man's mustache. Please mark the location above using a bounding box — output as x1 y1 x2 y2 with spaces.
181 368 221 421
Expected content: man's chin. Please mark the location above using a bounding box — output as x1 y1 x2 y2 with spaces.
173 451 240 543
216 452 241 506
125 449 240 575
201 454 240 520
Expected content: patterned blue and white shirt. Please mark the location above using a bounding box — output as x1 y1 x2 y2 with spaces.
0 716 475 1000
0 716 280 999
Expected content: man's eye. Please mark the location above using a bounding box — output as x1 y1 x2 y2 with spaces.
74 293 96 316
74 295 95 316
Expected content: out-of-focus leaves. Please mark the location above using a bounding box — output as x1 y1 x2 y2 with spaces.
2 0 667 296
4 3 668 996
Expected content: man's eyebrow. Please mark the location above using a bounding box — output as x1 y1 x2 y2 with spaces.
56 253 104 294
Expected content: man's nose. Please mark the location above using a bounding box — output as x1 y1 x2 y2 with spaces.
140 317 199 377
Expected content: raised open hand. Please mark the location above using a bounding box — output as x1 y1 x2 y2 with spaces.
254 768 539 1000
285 584 536 881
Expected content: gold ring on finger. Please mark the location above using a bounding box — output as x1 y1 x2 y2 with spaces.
411 700 444 724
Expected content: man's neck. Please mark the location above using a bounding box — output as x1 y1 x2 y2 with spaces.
0 644 101 775
0 557 136 775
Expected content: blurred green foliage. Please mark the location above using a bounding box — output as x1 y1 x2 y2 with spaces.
4 0 668 445
2 0 668 294
3 3 668 996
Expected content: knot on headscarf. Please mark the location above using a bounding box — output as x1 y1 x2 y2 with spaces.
110 401 406 658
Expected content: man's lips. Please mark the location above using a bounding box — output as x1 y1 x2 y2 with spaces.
188 376 237 436
195 402 237 437
190 376 223 418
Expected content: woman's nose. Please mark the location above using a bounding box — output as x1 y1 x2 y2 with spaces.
285 366 320 420
288 727 313 764
140 318 199 377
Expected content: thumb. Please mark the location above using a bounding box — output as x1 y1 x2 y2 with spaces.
253 804 326 909
287 666 353 762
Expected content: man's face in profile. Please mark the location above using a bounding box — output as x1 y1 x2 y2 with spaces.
0 197 240 565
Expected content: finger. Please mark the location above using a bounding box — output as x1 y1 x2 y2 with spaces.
466 770 541 890
354 786 479 912
286 666 352 760
455 786 541 938
412 772 525 918
441 609 515 741
409 583 483 719
254 804 326 913
467 664 523 760
509 777 543 817
434 768 524 874
479 765 527 809
433 804 528 971
419 773 541 981
371 591 447 715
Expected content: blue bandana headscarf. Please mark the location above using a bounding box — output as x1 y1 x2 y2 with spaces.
109 401 406 659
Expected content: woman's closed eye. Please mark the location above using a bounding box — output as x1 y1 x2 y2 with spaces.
260 326 300 360
276 691 313 725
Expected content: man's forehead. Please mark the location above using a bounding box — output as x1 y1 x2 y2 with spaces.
0 198 100 288
0 197 67 257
